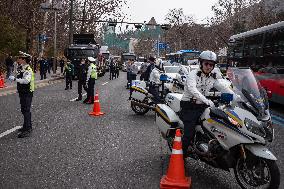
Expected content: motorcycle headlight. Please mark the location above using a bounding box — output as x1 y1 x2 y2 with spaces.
244 118 266 137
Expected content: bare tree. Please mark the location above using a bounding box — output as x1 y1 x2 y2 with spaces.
0 0 128 56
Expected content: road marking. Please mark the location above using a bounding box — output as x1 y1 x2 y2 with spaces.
271 114 284 127
70 93 87 102
0 126 21 139
102 82 108 86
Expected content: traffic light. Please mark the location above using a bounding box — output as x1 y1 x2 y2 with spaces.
108 22 117 27
134 24 142 29
161 24 170 30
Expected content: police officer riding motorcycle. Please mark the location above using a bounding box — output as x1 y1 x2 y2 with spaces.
180 50 236 155
129 58 172 115
155 50 280 189
148 59 164 104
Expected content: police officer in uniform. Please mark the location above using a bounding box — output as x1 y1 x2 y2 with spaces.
109 58 115 80
39 57 47 80
63 60 74 90
126 59 133 89
76 59 88 101
84 57 97 104
9 51 35 138
144 56 156 81
148 59 163 103
180 50 236 155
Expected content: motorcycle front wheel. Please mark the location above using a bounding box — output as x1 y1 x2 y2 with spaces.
234 156 280 189
130 101 150 115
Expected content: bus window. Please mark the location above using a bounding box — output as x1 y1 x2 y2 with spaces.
274 29 284 56
264 31 274 56
245 34 263 57
233 40 243 58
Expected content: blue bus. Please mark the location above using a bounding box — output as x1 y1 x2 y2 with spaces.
176 49 201 65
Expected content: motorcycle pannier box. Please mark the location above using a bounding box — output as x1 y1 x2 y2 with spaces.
165 93 183 112
131 86 148 101
155 104 180 136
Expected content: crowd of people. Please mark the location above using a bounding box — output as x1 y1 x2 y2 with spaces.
3 53 66 80
5 49 233 149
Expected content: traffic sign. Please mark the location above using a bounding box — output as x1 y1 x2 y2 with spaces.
38 34 48 42
40 1 63 12
155 42 169 50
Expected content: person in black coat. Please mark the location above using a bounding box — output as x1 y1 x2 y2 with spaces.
115 61 119 78
39 57 47 80
76 59 88 101
109 60 116 80
144 56 156 81
33 57 38 73
59 58 65 73
5 53 14 78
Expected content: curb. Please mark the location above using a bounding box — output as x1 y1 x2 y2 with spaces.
0 75 64 92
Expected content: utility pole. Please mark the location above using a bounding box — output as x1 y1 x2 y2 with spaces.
80 0 87 33
53 10 57 74
157 34 160 58
40 12 48 58
69 0 74 45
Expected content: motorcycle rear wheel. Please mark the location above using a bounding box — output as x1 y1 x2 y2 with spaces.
131 101 150 115
234 156 280 189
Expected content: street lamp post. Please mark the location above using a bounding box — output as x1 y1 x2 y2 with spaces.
69 0 74 45
157 34 160 58
40 0 62 75
53 10 57 74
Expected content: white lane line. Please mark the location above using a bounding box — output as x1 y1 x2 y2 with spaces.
102 82 108 86
70 93 87 102
0 126 21 139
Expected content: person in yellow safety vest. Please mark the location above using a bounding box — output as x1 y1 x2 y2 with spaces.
63 60 74 90
84 57 98 104
8 51 35 138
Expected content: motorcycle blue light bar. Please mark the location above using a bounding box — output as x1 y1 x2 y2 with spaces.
160 74 168 81
221 93 233 103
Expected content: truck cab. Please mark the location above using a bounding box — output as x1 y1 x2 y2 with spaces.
64 34 100 79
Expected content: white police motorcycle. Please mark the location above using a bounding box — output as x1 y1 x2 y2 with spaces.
156 68 280 189
129 75 181 115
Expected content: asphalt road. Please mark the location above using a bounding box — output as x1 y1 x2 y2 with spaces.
0 72 283 189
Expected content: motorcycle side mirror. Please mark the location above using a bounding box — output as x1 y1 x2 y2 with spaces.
221 93 233 104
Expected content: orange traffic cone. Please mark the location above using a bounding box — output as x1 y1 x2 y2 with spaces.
0 75 6 88
160 129 192 189
89 91 105 116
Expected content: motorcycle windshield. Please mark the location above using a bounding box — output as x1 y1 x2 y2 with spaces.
227 67 268 117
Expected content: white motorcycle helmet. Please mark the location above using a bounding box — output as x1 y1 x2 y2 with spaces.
88 57 96 62
155 58 163 70
199 50 217 69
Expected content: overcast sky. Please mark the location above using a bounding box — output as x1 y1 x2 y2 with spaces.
123 0 219 24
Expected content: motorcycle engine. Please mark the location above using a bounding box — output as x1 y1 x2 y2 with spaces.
197 143 209 153
196 139 222 158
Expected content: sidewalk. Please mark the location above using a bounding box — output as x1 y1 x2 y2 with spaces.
0 70 64 92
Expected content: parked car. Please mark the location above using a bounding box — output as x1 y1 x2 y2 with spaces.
163 66 181 80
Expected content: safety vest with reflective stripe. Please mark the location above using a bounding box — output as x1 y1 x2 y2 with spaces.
28 65 35 92
90 63 97 79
